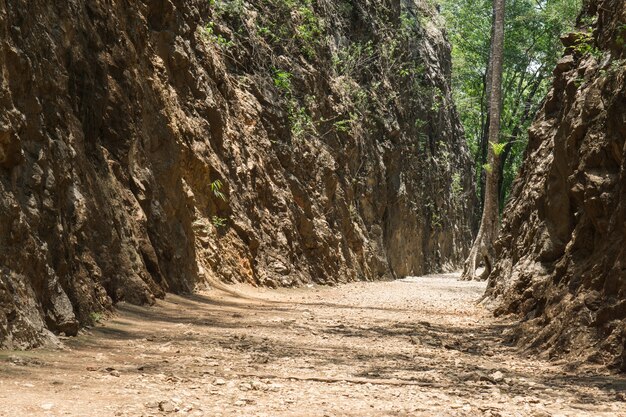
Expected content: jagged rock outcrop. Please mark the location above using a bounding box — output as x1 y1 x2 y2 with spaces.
486 0 626 370
0 0 474 348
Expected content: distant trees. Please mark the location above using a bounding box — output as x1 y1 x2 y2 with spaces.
442 0 581 209
441 0 581 279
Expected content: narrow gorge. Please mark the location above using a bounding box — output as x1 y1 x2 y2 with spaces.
1 1 626 415
0 0 475 348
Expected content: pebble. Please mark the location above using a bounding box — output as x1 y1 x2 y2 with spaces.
159 400 176 413
490 371 504 382
239 382 253 391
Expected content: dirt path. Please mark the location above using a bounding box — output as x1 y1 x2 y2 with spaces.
1 273 625 417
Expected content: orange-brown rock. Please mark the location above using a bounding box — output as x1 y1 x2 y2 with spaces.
0 1 475 348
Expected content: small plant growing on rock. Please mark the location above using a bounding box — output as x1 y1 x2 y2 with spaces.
272 69 293 93
209 0 244 19
89 312 103 324
209 179 228 229
212 216 228 228
333 113 357 134
202 22 233 49
288 101 314 139
294 5 323 58
572 31 602 59
211 179 227 201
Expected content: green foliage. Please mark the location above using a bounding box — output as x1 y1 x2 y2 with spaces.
482 163 492 174
272 69 293 93
572 31 601 58
574 76 585 88
400 12 418 35
212 216 228 228
425 199 443 229
294 4 323 58
332 41 375 78
490 141 506 157
202 22 233 48
287 99 315 139
208 179 228 229
431 211 443 229
441 0 581 205
211 179 226 201
209 0 244 18
89 312 103 324
248 0 325 59
333 113 358 134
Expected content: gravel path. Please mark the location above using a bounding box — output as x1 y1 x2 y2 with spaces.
1 273 625 416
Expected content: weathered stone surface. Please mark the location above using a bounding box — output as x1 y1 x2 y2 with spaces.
487 0 626 370
0 0 474 348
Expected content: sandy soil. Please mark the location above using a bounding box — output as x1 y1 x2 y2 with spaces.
1 273 625 417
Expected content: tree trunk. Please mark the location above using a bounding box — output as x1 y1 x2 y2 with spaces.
461 0 505 281
477 7 497 216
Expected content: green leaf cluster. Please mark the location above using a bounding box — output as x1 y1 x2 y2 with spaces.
211 180 227 201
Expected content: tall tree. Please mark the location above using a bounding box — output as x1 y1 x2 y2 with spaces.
461 0 505 280
442 0 581 210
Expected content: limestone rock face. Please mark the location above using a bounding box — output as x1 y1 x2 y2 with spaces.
487 0 626 370
0 0 474 348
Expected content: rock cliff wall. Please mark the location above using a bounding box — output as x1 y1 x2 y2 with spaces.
0 0 474 348
487 0 626 370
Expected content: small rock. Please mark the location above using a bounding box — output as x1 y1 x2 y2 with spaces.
110 370 121 377
234 400 247 407
251 380 268 391
8 355 26 366
144 401 160 409
490 371 504 382
239 383 253 391
40 403 54 411
159 400 177 413
213 378 226 386
555 55 575 72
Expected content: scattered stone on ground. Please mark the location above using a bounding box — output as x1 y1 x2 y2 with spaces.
0 273 624 416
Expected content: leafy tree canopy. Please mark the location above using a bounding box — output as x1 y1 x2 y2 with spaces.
441 0 581 207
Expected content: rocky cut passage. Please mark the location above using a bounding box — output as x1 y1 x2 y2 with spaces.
486 0 626 370
2 275 626 417
0 0 475 348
